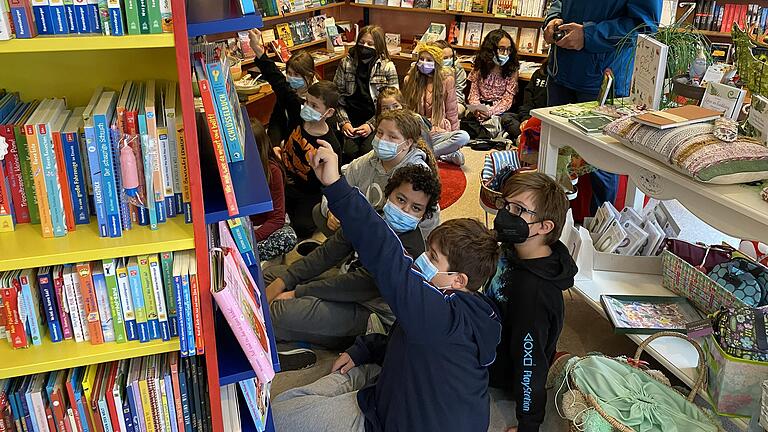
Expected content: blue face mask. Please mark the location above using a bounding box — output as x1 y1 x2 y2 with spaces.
494 54 509 66
287 75 306 89
383 200 420 233
443 58 454 67
300 104 324 122
414 252 456 285
371 136 404 161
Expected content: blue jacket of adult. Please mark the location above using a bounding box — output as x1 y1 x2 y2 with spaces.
545 0 662 96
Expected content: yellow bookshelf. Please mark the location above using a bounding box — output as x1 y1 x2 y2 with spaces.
0 34 176 54
0 217 194 271
0 338 180 379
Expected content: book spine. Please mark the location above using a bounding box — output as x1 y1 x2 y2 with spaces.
226 218 256 266
205 61 244 163
74 387 92 432
38 120 68 237
146 0 159 32
162 376 176 432
175 123 191 223
63 0 75 32
48 0 68 33
138 132 158 230
96 0 108 34
0 165 13 232
70 268 91 342
26 122 55 237
211 288 274 382
138 257 159 340
121 391 135 432
188 271 202 355
30 0 52 34
9 0 38 38
179 273 194 356
19 273 43 345
176 362 191 432
14 124 40 224
109 380 125 432
137 380 154 432
52 271 74 339
30 391 50 432
0 286 26 348
85 124 108 237
156 126 175 218
158 0 170 32
62 131 90 224
39 272 64 342
63 268 86 343
127 263 149 342
136 0 148 33
94 112 121 238
72 0 90 32
168 359 184 432
172 274 187 357
52 128 76 231
148 256 170 341
86 0 100 36
116 265 138 341
92 271 115 342
123 0 139 33
148 374 162 432
1 124 29 223
50 389 68 432
110 126 131 232
102 261 126 343
128 381 144 432
107 0 122 35
96 399 113 432
76 264 104 345
159 252 177 337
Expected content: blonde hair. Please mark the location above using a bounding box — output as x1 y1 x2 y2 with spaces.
375 86 406 116
402 42 449 129
377 108 437 173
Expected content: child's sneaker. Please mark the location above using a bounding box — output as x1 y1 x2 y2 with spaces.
277 348 318 371
296 239 322 256
440 150 465 166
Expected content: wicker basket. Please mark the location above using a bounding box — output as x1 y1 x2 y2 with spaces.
561 332 721 432
661 250 748 315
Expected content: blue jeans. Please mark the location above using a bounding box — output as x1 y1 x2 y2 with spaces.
547 79 619 214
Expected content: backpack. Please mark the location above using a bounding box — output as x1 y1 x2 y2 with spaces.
713 305 768 362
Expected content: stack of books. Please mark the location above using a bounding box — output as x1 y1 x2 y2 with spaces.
257 0 335 17
258 14 330 61
0 83 192 237
691 2 768 34
446 0 548 17
0 0 174 40
221 378 271 432
0 353 212 432
0 250 204 357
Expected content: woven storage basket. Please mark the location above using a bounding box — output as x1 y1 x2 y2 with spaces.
661 250 748 315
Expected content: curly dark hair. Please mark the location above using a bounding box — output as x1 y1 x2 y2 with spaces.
475 28 519 79
384 164 441 220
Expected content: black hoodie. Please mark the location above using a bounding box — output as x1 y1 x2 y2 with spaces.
485 241 577 432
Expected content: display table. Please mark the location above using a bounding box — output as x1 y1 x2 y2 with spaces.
532 106 768 430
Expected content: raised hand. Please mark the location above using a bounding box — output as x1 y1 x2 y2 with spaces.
308 139 341 187
248 29 266 58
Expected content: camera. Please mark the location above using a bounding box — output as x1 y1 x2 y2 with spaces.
553 25 565 42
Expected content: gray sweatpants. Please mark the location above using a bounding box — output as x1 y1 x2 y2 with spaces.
272 365 382 432
431 130 470 158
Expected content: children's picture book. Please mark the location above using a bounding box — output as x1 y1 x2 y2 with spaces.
310 14 327 40
744 94 768 145
630 34 668 110
501 25 518 44
261 27 277 46
385 33 401 55
325 17 344 52
480 22 500 45
275 22 294 47
699 81 746 120
518 27 537 53
464 21 482 47
456 21 467 46
600 295 703 334
568 114 614 135
710 42 732 63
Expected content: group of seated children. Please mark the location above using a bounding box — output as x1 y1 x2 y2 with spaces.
245 22 570 432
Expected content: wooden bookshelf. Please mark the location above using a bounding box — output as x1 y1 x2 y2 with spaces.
349 2 450 15
451 43 548 57
263 2 344 22
0 217 194 272
0 34 176 53
450 9 545 22
348 2 546 22
264 38 327 60
0 338 180 379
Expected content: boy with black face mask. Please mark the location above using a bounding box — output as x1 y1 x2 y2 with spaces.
487 171 578 432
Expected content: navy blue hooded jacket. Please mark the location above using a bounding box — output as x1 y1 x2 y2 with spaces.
545 0 661 96
324 177 503 432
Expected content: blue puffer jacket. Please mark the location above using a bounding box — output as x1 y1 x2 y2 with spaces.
545 0 661 96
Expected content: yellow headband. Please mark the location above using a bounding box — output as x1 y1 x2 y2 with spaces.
415 43 444 62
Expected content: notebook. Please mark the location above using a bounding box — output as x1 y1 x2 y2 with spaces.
633 105 722 129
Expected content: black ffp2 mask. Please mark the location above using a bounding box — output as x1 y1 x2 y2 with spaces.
494 207 537 244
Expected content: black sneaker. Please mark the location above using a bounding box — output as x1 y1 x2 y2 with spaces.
278 348 317 371
296 239 322 256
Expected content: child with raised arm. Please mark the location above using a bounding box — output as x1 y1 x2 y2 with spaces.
271 139 502 432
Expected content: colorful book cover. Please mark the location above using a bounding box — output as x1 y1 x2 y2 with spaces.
9 0 38 38
187 254 203 355
48 0 68 33
19 268 44 346
127 256 150 342
0 272 26 348
137 105 159 230
102 259 127 343
38 266 64 343
30 0 53 34
116 258 138 341
91 263 116 343
138 255 160 340
275 23 294 47
63 264 86 342
159 251 178 338
80 365 99 432
173 252 189 356
146 0 160 33
174 114 190 224
179 252 196 356
204 58 244 163
83 88 109 237
97 0 110 34
66 368 90 432
0 101 30 224
224 218 256 266
93 91 122 238
164 82 182 216
50 109 77 232
25 99 55 237
52 265 74 339
69 262 91 342
148 254 171 341
155 108 175 219
143 80 166 223
61 107 90 224
123 0 139 33
14 101 41 225
110 122 132 232
76 262 104 345
107 0 123 35
159 0 170 32
37 99 69 237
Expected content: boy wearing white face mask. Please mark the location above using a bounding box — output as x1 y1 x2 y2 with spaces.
264 165 441 353
403 42 470 166
272 138 502 432
249 30 342 240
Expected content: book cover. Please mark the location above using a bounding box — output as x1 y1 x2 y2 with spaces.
148 254 171 341
569 115 614 134
159 0 171 32
0 101 30 225
203 58 245 163
164 82 183 216
83 88 110 237
177 358 192 432
25 100 55 236
168 355 184 432
81 364 102 432
123 0 139 33
76 262 104 345
143 80 166 223
175 102 191 224
0 272 26 348
275 22 294 47
146 0 160 32
225 218 257 266
138 101 160 230
50 109 77 232
629 34 668 110
126 359 143 432
745 94 768 145
37 99 68 237
63 264 86 342
210 248 274 383
91 262 115 343
161 369 176 432
518 27 537 53
9 0 38 38
115 258 138 341
159 251 178 338
102 259 127 343
600 294 702 334
38 266 64 343
127 257 150 342
93 91 122 237
634 105 721 129
30 0 53 34
106 0 123 35
19 268 44 346
110 361 128 432
137 360 155 432
700 81 746 120
47 371 69 432
13 102 41 225
67 368 91 432
480 22 500 44
61 107 90 224
138 255 160 340
49 0 68 33
187 254 203 355
269 39 292 62
464 21 482 47
68 263 91 342
173 252 190 356
154 94 175 219
52 265 74 339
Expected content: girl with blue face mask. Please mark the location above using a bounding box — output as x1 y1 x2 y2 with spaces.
267 50 317 146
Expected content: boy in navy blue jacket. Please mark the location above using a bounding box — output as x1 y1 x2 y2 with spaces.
272 139 502 432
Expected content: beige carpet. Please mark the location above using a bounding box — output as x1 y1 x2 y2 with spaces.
268 147 637 429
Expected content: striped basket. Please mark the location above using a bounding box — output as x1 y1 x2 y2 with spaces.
661 250 748 315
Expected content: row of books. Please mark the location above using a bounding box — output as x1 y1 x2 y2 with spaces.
0 250 205 357
353 0 548 17
0 353 212 432
220 379 270 432
0 82 192 236
256 0 334 18
0 0 173 40
448 20 547 54
691 2 768 34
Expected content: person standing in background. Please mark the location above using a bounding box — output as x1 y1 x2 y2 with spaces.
542 0 661 213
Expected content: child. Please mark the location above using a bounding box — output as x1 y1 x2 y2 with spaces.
334 25 399 162
249 119 297 262
464 29 521 140
515 57 549 131
272 138 502 432
487 171 577 432
403 42 470 166
249 30 342 240
433 40 468 118
268 50 318 146
313 109 440 239
265 165 441 351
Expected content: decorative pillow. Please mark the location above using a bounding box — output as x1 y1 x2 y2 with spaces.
604 117 768 184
